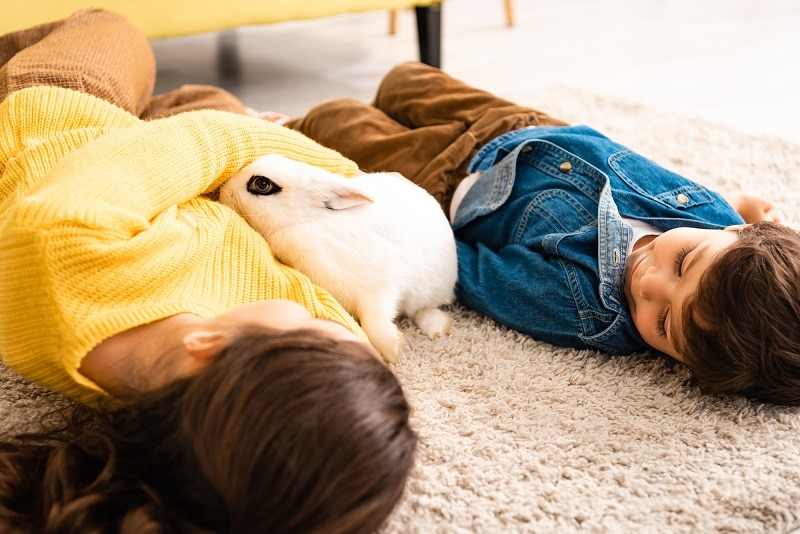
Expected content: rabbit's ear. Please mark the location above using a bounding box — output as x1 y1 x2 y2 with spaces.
323 187 373 210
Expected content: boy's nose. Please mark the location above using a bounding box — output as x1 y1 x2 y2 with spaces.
639 266 670 301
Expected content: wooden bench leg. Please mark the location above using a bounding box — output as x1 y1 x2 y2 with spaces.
415 4 442 68
505 0 515 26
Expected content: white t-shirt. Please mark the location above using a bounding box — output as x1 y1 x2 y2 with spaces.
624 217 662 253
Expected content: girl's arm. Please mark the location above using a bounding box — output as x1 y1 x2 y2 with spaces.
15 109 358 229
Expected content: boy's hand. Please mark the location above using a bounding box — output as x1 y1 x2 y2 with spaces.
723 192 782 224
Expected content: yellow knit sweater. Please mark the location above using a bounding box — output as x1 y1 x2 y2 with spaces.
0 86 365 404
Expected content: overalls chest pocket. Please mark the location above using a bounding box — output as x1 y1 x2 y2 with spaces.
609 149 716 211
517 189 597 245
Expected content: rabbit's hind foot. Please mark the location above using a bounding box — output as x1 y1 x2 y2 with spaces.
414 308 453 339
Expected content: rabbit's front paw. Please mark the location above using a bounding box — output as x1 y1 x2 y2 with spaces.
414 307 453 339
363 320 405 364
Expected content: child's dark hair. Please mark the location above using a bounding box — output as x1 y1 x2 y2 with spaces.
0 328 417 533
681 221 800 405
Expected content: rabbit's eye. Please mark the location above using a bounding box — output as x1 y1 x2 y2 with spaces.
247 175 282 196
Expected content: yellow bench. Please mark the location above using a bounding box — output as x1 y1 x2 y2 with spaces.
0 1 444 67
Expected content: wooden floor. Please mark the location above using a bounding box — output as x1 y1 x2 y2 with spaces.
151 0 800 143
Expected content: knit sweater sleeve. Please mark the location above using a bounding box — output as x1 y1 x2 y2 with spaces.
0 87 364 404
14 101 360 226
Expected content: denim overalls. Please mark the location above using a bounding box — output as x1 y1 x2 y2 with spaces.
452 125 744 354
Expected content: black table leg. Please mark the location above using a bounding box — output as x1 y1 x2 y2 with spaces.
415 3 442 68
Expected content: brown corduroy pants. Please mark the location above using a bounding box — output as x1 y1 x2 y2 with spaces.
0 8 246 119
286 61 568 212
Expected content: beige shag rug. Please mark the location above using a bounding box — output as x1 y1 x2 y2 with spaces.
2 88 800 532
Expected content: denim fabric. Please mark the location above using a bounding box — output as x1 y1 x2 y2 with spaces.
452 125 745 354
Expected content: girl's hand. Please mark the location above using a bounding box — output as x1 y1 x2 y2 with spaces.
724 192 782 224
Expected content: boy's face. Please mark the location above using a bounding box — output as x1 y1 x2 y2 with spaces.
623 227 740 361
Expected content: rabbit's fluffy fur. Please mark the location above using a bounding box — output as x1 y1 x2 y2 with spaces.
219 154 458 362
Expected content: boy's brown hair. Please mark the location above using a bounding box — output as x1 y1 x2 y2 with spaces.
681 221 800 405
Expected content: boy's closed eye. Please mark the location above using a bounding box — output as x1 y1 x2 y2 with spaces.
656 245 693 340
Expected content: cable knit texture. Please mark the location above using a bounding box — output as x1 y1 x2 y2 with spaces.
0 85 365 404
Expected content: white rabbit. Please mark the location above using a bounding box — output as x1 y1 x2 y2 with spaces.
219 153 458 363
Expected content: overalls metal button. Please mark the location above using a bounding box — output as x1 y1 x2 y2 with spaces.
559 161 573 173
676 193 690 204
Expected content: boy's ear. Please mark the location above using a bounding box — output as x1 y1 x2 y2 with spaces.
182 330 230 362
725 223 752 232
